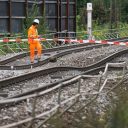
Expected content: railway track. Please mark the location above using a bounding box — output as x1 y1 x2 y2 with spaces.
2 66 125 100
0 47 127 99
0 43 105 70
0 36 128 70
0 45 127 87
0 41 127 98
0 65 127 128
0 38 128 128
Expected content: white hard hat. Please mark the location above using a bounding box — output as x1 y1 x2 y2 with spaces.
33 19 39 24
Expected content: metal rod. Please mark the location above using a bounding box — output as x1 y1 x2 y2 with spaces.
57 86 61 107
78 78 81 94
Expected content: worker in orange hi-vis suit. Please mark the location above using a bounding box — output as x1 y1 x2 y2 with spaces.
28 19 42 63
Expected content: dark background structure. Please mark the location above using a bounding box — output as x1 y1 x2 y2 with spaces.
0 0 76 35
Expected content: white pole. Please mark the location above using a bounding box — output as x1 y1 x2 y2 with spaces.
87 3 92 39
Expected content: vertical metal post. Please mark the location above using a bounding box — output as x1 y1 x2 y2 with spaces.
25 0 28 17
42 0 45 16
110 0 113 30
122 63 126 77
66 0 69 32
87 3 92 40
57 0 60 32
77 78 81 102
98 75 102 91
78 78 81 94
59 0 62 32
9 0 12 34
58 85 61 107
74 0 77 34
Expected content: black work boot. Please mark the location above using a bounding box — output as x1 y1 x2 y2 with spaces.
31 61 34 64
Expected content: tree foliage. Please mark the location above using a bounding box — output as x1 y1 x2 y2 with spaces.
23 0 48 36
77 0 128 31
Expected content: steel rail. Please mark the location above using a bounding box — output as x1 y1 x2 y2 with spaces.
0 64 126 128
0 48 128 89
0 37 127 127
0 44 107 70
0 66 125 106
0 37 128 66
9 66 124 99
0 43 92 65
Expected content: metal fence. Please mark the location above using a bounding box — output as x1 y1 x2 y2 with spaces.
76 27 128 40
0 62 126 128
0 27 128 55
0 0 76 34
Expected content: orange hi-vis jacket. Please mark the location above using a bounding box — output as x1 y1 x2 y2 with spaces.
28 25 39 44
28 25 42 63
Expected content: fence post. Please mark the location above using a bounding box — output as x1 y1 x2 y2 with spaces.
57 85 62 112
123 63 127 76
77 77 81 102
78 78 81 94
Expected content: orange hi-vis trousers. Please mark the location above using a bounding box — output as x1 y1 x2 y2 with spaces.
29 41 42 63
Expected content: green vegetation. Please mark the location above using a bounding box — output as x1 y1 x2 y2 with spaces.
23 0 48 37
108 85 128 128
76 0 128 39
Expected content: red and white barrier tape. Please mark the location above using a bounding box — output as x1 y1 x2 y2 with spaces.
0 38 128 46
59 39 128 46
0 38 47 43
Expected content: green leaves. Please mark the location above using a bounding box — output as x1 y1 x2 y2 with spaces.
77 0 128 31
22 0 48 37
